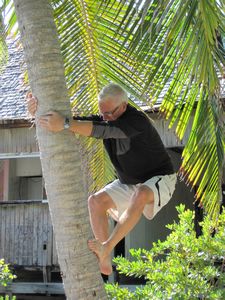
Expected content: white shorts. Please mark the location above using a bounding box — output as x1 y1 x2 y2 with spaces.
101 174 177 220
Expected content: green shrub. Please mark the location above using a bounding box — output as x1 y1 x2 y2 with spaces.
0 259 16 300
0 259 16 287
0 296 16 300
106 205 225 300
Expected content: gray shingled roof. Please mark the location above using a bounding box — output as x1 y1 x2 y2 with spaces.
0 38 29 120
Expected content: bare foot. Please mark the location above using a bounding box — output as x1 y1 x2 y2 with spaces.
88 239 112 275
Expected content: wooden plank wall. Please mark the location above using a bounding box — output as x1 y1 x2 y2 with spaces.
0 127 38 155
0 201 58 268
150 115 193 148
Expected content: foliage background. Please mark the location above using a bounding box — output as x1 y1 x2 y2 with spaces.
106 205 225 300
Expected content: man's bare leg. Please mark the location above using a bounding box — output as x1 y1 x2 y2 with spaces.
88 186 154 274
88 191 116 275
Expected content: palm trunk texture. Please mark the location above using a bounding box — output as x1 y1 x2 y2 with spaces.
13 0 107 299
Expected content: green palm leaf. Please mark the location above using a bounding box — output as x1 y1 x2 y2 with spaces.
118 0 225 217
0 5 7 72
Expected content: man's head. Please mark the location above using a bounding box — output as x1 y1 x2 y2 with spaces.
98 83 128 121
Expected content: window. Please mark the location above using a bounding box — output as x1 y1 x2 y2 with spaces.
0 157 46 201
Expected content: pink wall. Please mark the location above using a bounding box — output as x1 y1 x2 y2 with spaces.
0 160 9 201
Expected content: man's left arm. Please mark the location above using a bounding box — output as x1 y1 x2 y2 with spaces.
91 116 143 139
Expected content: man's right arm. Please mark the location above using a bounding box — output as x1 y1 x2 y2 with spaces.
26 93 37 118
26 94 98 136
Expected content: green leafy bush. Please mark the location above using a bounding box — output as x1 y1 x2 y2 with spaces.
0 259 16 300
0 259 16 287
106 205 225 300
0 296 16 300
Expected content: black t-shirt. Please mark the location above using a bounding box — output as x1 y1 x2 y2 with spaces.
75 105 174 184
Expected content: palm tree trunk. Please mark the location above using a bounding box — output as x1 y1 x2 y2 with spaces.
13 0 107 299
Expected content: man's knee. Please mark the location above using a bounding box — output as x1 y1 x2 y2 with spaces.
88 192 114 213
132 185 154 208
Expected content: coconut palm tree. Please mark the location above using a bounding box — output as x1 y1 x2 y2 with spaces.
4 0 107 299
0 0 224 298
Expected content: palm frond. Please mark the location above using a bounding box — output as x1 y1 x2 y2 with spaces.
88 0 224 214
181 92 225 219
1 0 18 36
0 3 8 72
131 0 225 216
52 0 121 191
52 0 158 191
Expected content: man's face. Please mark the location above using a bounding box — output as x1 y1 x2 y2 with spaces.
98 97 127 121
